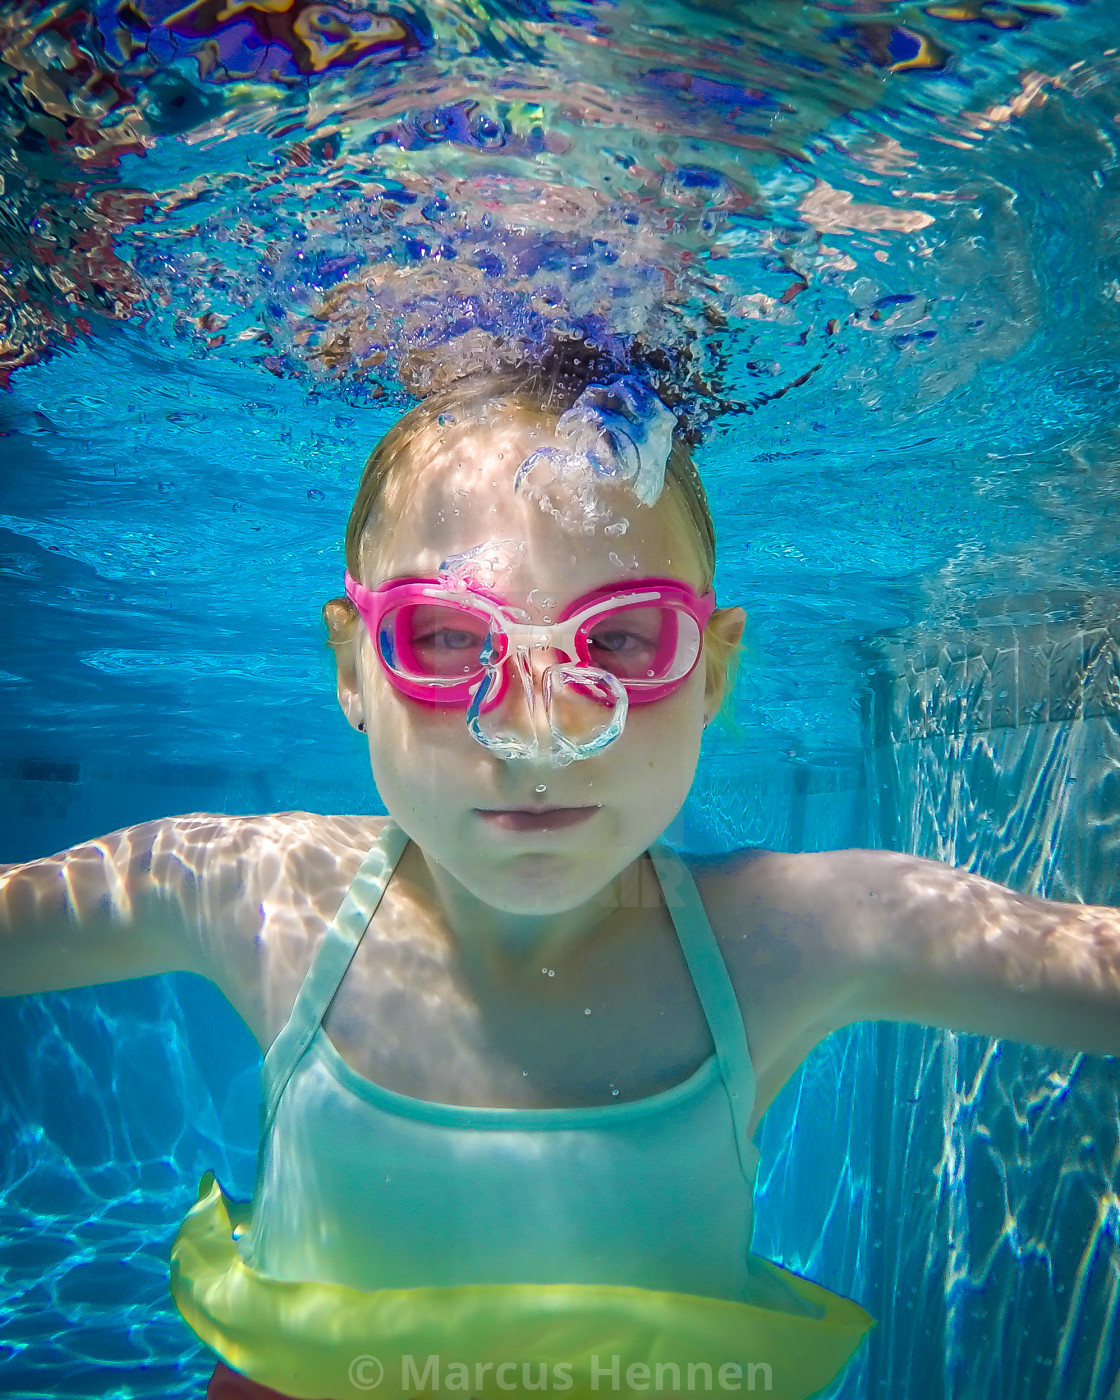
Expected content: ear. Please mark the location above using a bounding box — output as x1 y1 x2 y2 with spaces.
323 598 366 733
702 605 747 726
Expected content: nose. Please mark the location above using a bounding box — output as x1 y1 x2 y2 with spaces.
472 643 628 766
463 641 560 762
497 643 565 742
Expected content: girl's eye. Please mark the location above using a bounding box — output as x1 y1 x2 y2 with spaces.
587 628 660 671
589 629 642 655
585 606 664 678
407 617 490 678
405 604 490 662
414 627 487 652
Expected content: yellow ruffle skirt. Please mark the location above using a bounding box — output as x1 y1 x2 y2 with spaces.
171 1174 874 1400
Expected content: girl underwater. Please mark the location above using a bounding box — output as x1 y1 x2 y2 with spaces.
3 365 1120 1400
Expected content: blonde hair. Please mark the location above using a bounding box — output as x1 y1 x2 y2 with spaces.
325 375 742 717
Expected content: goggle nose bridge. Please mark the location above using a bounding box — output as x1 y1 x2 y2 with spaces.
497 617 583 659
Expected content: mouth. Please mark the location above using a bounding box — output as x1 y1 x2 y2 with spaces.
474 806 600 832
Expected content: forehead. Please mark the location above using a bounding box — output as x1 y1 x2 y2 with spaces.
362 405 705 594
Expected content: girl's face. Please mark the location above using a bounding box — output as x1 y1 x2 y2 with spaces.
335 408 745 916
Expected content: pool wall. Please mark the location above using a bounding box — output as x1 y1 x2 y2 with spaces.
855 601 1120 1398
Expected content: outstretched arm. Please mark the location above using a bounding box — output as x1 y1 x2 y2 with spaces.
0 817 223 995
797 849 1120 1055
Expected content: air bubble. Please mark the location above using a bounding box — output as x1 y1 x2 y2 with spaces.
535 783 547 793
584 1007 591 1015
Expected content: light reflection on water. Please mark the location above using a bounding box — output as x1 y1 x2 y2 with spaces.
2 0 1119 417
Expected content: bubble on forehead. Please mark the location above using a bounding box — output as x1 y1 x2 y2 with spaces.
368 396 634 568
513 447 631 540
438 539 524 590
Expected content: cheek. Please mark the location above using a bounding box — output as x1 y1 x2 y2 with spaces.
371 690 463 749
365 666 478 778
622 673 705 764
649 664 707 727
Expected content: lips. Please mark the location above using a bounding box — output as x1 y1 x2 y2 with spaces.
474 807 599 832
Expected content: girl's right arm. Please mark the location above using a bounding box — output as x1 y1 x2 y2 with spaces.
0 815 226 995
0 812 375 1035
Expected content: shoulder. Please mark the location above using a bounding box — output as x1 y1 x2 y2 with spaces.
178 811 391 1043
684 843 862 959
158 809 389 854
683 845 869 1117
688 843 978 1012
684 844 821 950
153 810 389 930
167 809 389 875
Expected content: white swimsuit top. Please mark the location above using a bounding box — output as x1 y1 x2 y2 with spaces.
241 820 812 1314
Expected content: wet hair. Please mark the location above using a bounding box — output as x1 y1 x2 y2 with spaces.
324 368 742 717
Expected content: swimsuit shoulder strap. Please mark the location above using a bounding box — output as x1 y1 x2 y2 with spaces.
260 818 410 1131
647 841 760 1184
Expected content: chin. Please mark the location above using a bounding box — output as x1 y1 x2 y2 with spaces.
462 851 613 914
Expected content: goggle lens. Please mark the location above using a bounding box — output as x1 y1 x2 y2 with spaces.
580 605 700 686
379 603 495 685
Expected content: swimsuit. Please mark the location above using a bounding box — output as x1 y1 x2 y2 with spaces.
171 820 873 1399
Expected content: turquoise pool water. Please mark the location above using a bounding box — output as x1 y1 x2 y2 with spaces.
1 1 1119 1396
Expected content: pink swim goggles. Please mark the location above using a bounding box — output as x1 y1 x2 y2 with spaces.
343 572 716 712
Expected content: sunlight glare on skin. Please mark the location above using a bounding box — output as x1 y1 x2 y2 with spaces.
807 850 1120 1052
89 837 134 925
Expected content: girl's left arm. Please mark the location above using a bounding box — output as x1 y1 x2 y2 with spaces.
790 849 1120 1055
